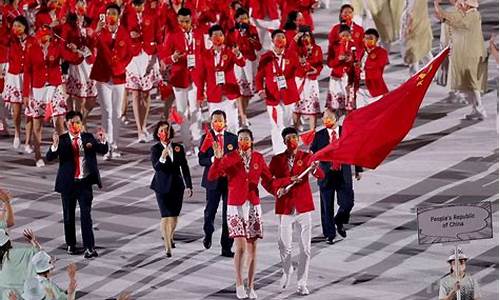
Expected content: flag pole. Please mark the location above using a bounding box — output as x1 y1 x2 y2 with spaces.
455 244 461 300
277 162 316 198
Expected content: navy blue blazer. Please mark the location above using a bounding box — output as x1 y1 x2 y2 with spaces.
198 130 238 190
46 132 109 194
150 142 193 194
310 127 361 188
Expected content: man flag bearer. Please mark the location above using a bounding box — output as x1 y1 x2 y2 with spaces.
268 127 324 295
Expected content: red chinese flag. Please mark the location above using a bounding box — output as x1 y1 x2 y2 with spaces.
300 129 315 146
199 124 214 153
43 102 53 123
169 107 184 125
310 48 449 169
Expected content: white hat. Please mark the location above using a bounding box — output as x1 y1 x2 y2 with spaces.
464 0 479 8
0 229 10 247
21 278 45 300
447 247 468 262
31 251 54 274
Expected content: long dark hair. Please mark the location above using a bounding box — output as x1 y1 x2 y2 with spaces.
0 241 13 270
283 10 299 31
153 121 175 141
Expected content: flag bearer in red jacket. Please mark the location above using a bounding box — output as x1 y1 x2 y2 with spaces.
269 127 324 296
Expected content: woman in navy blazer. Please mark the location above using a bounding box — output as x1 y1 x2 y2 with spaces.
150 121 192 257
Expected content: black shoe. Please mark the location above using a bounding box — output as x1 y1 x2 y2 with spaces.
171 241 176 249
166 251 172 258
203 236 212 249
336 225 347 238
326 236 335 244
221 250 235 258
84 249 98 259
67 245 79 255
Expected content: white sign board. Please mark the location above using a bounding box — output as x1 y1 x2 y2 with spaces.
417 202 493 245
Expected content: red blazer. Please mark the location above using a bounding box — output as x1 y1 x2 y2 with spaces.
364 46 389 97
5 35 28 74
61 22 95 65
327 39 357 78
269 150 324 215
226 24 262 62
328 22 364 60
280 0 316 30
255 49 299 106
199 47 245 102
124 9 161 56
208 150 274 206
23 37 70 96
295 44 323 80
249 0 279 20
89 25 133 84
158 28 205 89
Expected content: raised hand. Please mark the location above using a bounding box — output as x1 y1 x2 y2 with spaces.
96 128 106 143
212 141 223 159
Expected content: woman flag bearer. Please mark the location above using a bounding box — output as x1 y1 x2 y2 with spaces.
208 128 274 300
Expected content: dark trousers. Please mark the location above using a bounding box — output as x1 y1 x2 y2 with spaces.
203 186 233 251
61 180 95 250
319 171 354 239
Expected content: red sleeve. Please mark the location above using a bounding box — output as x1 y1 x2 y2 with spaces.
255 53 269 92
22 43 32 97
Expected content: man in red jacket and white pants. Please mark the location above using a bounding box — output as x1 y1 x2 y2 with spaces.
255 29 299 154
269 127 324 296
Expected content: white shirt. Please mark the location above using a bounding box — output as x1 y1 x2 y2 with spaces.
50 133 88 179
159 142 174 164
327 126 340 142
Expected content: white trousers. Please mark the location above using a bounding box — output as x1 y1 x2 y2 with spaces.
253 18 280 51
278 211 312 287
208 98 239 134
409 51 434 75
173 84 202 148
96 82 125 147
267 103 294 154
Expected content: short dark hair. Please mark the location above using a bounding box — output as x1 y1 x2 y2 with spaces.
153 121 175 141
106 3 121 14
283 10 299 30
271 29 285 39
338 24 351 34
234 7 248 20
340 4 354 14
237 128 253 141
132 0 145 6
65 111 83 121
177 7 191 17
281 127 298 139
208 24 224 36
211 110 226 121
364 28 380 39
12 16 29 33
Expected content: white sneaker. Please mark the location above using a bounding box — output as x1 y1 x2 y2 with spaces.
280 269 292 290
297 285 310 296
248 288 257 299
13 136 20 149
138 133 147 144
35 159 45 167
236 285 248 299
24 144 33 154
103 152 111 161
464 111 486 120
111 151 122 159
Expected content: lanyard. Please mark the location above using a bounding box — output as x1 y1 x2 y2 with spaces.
214 48 224 68
272 54 285 75
184 31 194 52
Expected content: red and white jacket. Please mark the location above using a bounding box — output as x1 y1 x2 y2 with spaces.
295 43 323 80
327 39 357 79
61 20 96 65
249 0 279 20
363 45 389 97
255 48 299 106
208 150 274 206
327 22 364 61
4 34 29 75
124 8 161 56
198 46 245 103
89 25 133 84
226 24 262 62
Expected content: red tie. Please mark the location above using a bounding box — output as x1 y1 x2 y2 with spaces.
217 134 224 152
330 131 341 171
72 137 81 178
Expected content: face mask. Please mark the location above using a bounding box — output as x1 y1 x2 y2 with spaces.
212 35 224 46
212 121 225 132
36 29 51 43
274 37 286 48
342 14 353 24
173 0 182 5
303 37 311 46
286 138 298 150
106 15 118 25
365 39 376 48
69 122 82 134
180 22 191 31
76 6 86 15
236 22 248 31
158 131 168 142
323 117 335 128
12 26 24 36
48 1 58 9
238 140 251 151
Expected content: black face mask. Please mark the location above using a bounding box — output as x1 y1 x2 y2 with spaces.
236 22 248 31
